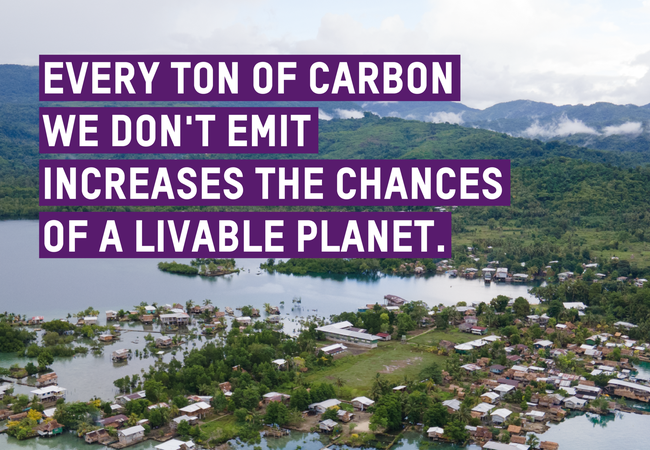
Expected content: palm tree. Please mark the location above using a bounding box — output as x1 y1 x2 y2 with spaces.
526 434 540 449
203 299 212 307
264 303 272 314
185 300 194 312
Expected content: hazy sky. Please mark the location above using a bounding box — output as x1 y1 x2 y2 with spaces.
3 0 650 108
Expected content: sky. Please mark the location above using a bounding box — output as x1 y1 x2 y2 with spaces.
2 0 650 108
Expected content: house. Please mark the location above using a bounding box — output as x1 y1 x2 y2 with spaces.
171 415 199 429
534 339 554 349
427 427 445 439
34 419 64 437
562 301 586 310
490 408 512 424
507 425 521 435
319 419 338 432
525 410 546 422
272 359 287 370
179 401 212 419
263 392 291 404
112 349 131 362
321 343 348 355
481 392 500 404
159 312 190 326
156 336 173 348
85 429 111 444
237 316 252 325
351 396 375 411
96 414 129 428
489 365 506 375
84 316 98 325
141 314 154 324
155 439 196 450
384 294 407 306
471 326 488 335
483 441 524 450
442 399 461 413
471 403 493 421
376 332 391 341
30 386 66 402
106 310 118 321
563 396 587 409
98 334 114 342
219 382 232 393
117 425 145 445
309 399 341 413
337 409 354 422
116 391 147 405
494 384 516 398
540 442 560 450
30 316 45 325
36 372 58 387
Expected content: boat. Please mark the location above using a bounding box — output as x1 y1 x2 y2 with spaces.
448 270 458 278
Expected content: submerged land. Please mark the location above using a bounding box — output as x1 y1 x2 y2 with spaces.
1 259 650 450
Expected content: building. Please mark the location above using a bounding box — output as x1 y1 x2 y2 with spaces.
427 427 444 439
112 349 131 361
85 429 111 444
98 334 114 342
179 401 212 419
106 310 118 321
321 343 348 355
84 316 98 325
309 399 341 413
159 312 190 326
263 392 291 404
30 386 66 402
96 414 129 428
30 316 45 325
172 415 199 429
156 336 173 347
384 294 407 306
35 419 64 437
36 372 58 387
563 396 587 409
155 439 196 450
316 322 379 348
319 419 338 432
490 408 512 425
118 425 145 445
351 396 375 411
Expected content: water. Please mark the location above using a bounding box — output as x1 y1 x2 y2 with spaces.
0 220 538 323
2 220 647 449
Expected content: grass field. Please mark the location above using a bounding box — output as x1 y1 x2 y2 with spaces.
453 225 650 270
305 341 447 397
407 329 476 346
200 414 239 442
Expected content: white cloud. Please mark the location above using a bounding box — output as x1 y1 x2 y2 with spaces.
426 111 464 124
335 109 365 119
318 109 333 121
3 1 650 107
602 122 643 136
522 115 599 138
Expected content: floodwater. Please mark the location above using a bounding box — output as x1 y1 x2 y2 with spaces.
3 220 646 449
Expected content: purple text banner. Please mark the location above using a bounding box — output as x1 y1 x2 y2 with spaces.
39 212 451 259
39 107 318 154
40 159 510 206
39 55 460 102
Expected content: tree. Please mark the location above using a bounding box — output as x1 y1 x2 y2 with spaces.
37 350 54 370
265 401 289 425
491 295 509 313
322 406 339 421
419 361 443 384
424 402 449 427
290 387 311 411
513 297 530 317
397 313 416 336
177 419 191 436
443 419 469 443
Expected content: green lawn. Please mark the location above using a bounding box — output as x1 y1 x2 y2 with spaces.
407 329 476 346
200 414 240 442
305 341 447 396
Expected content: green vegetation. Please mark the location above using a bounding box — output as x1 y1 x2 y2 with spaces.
158 261 199 275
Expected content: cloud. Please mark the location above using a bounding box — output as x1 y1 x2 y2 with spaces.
602 121 643 136
425 111 464 124
318 109 333 121
522 115 599 138
335 109 365 119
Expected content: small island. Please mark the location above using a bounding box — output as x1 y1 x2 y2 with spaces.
158 258 239 277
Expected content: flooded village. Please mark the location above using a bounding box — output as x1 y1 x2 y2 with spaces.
1 247 650 450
